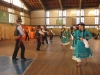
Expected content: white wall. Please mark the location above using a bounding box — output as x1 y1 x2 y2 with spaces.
24 17 30 25
31 18 45 25
49 10 59 17
31 10 45 18
84 8 95 16
31 10 45 25
84 8 95 25
66 9 77 16
49 18 58 25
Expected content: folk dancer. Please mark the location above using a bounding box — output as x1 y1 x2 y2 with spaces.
72 22 93 67
61 28 70 45
42 26 48 44
12 16 26 60
35 25 44 50
70 25 79 50
49 28 55 40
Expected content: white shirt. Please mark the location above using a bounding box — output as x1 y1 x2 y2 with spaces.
17 24 24 36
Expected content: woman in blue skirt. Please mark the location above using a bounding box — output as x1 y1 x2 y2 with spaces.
72 22 93 67
61 28 70 45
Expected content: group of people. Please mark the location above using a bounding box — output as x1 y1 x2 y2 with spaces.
35 26 55 50
12 16 93 67
60 22 93 67
12 15 55 60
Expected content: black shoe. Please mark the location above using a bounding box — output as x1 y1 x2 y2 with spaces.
12 58 18 60
21 58 27 60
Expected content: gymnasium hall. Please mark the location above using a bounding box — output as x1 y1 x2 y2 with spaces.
0 0 100 75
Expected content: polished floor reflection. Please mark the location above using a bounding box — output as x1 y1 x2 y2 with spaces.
0 56 33 75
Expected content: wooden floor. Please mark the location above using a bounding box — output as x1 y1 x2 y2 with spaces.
0 37 100 75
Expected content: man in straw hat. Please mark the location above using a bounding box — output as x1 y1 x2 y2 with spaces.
12 16 26 60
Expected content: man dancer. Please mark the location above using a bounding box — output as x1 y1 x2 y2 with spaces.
12 16 26 60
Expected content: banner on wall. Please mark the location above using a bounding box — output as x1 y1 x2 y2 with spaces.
56 19 63 25
0 10 9 23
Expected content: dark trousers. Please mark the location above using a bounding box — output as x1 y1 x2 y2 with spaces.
42 36 48 44
25 34 29 41
12 39 25 59
36 38 41 50
50 35 53 40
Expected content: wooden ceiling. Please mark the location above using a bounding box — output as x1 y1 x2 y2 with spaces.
21 0 100 11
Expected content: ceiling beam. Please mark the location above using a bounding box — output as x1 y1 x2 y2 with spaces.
20 0 31 11
59 0 63 10
39 0 46 10
79 0 82 9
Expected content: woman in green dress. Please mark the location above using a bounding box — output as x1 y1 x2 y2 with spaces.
61 29 70 45
70 26 79 50
72 22 93 67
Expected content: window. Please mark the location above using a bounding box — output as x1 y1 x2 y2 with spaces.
49 26 54 28
76 10 80 16
4 0 10 3
76 17 80 24
89 26 95 28
85 26 89 28
95 17 99 24
9 14 14 23
46 18 49 25
81 17 84 23
81 9 84 16
63 10 66 16
63 18 66 25
95 9 99 24
76 9 84 24
54 26 59 28
95 9 99 16
59 10 62 17
46 26 50 28
8 8 14 13
59 26 62 28
46 11 49 25
46 11 49 17
13 0 21 8
4 0 28 10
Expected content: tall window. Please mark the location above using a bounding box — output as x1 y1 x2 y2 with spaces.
46 18 49 25
63 10 66 16
76 10 80 16
59 10 62 17
13 0 21 8
95 9 99 24
8 8 14 13
46 11 49 17
59 10 66 25
9 14 14 23
4 0 28 10
76 17 80 24
63 18 66 25
76 9 84 24
4 0 10 3
46 11 49 25
81 9 84 23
